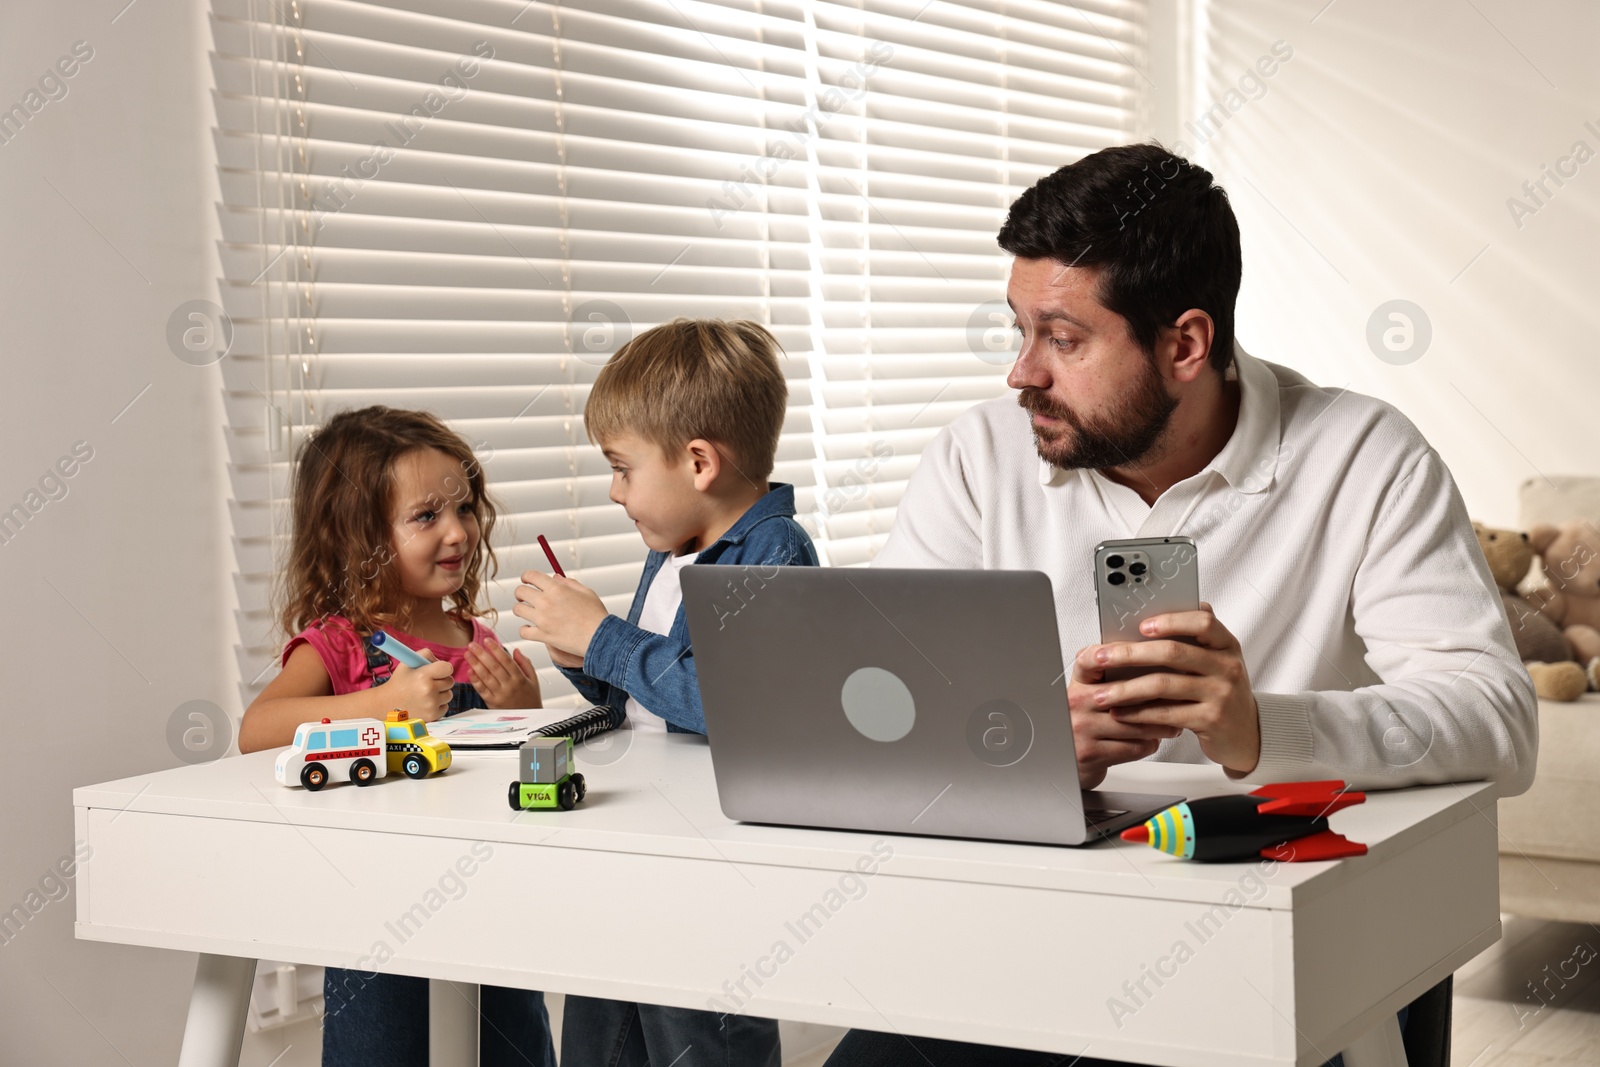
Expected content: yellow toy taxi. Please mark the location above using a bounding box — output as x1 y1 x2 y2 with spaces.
384 710 451 779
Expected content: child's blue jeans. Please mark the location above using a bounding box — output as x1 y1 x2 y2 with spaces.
560 994 781 1067
322 968 555 1067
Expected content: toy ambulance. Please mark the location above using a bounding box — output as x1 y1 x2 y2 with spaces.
384 710 451 778
508 736 587 811
275 718 388 791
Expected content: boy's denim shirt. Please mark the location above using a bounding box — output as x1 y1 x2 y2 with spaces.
555 482 818 734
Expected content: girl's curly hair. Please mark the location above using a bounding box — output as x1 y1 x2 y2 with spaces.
276 406 499 640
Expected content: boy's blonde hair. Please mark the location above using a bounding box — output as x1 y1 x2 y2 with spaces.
583 319 788 481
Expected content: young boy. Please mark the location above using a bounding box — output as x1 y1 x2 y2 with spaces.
512 318 816 1067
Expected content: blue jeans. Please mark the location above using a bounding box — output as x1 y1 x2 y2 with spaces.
822 1009 1409 1067
322 968 555 1067
560 995 781 1067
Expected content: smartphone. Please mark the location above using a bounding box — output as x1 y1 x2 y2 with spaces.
1094 536 1200 682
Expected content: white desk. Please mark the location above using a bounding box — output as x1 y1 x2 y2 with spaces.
74 734 1500 1067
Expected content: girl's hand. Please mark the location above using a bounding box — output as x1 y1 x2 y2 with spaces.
466 638 543 709
549 646 585 670
386 651 455 722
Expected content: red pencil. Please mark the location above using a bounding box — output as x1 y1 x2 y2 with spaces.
537 534 566 577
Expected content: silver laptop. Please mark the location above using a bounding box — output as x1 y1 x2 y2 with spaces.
680 566 1183 846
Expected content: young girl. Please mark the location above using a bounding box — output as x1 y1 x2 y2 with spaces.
239 405 554 1067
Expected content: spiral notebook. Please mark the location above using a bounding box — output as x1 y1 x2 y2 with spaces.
427 705 622 749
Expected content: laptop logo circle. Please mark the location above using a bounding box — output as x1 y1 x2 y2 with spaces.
966 699 1034 767
841 667 916 742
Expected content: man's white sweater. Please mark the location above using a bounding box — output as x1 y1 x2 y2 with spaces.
873 347 1538 796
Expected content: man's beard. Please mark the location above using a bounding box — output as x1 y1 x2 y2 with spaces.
1017 356 1179 473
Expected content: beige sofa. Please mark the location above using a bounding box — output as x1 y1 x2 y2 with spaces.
1498 476 1600 921
1500 694 1600 920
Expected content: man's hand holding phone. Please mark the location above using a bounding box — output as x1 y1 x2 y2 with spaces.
1070 601 1261 788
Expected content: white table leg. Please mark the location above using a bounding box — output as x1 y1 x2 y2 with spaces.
430 978 479 1065
1342 1012 1408 1067
176 954 256 1067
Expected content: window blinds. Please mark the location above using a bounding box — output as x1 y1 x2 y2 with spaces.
212 0 1146 707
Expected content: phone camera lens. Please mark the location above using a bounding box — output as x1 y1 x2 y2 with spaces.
1107 571 1126 586
1129 561 1146 575
1106 554 1124 569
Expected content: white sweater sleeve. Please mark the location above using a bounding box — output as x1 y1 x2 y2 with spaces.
872 423 985 569
1241 446 1539 797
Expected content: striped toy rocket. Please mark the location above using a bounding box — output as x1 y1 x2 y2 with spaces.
1121 780 1368 862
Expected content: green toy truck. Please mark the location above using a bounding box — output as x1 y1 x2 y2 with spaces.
508 736 588 811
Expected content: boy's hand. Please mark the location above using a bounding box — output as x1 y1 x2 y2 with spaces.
386 650 454 722
466 638 543 709
513 570 609 660
549 646 585 670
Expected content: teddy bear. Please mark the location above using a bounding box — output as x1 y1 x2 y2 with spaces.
1473 521 1590 701
1526 520 1600 676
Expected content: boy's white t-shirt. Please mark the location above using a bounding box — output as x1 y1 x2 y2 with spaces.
620 549 700 731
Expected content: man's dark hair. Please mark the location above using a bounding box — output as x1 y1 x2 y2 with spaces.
997 143 1241 375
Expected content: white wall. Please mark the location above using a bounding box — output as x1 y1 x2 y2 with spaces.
1191 0 1599 527
0 0 240 1063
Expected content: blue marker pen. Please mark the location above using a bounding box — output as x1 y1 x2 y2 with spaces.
372 630 429 669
